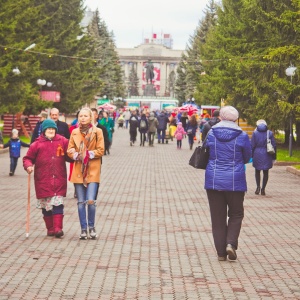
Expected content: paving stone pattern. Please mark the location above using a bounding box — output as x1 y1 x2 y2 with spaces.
0 128 300 299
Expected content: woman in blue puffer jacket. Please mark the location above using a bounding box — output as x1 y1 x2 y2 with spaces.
204 106 252 262
251 119 276 196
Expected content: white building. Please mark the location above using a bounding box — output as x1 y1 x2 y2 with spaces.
117 43 185 98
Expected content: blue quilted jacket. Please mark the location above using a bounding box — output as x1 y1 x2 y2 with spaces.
251 124 276 170
204 121 252 192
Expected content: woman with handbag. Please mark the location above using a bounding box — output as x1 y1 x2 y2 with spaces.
204 106 252 261
251 119 276 196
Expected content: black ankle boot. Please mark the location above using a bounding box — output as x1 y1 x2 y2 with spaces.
261 189 266 196
255 187 260 195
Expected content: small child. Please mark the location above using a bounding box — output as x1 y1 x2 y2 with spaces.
3 129 30 176
169 118 177 141
117 114 125 129
174 122 186 149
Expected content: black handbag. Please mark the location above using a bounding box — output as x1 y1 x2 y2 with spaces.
189 143 209 169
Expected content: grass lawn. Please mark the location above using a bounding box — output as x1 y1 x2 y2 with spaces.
2 136 31 144
276 146 300 163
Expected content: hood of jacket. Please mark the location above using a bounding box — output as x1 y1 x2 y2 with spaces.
256 123 267 132
212 120 243 142
148 116 155 121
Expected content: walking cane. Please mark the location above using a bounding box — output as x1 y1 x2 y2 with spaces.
26 173 31 238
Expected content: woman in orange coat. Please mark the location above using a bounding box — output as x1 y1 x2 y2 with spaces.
67 108 104 239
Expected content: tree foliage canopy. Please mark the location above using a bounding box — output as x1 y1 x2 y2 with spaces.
0 0 124 114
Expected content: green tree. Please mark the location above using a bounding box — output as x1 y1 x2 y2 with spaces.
91 10 125 100
128 65 139 96
175 0 217 106
200 0 300 144
175 54 188 104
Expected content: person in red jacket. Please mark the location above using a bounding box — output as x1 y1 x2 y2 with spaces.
23 119 70 238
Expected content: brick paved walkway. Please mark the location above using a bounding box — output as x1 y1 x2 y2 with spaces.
0 128 300 299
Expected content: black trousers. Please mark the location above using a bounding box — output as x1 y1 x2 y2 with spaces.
148 132 155 145
206 189 245 257
140 132 146 146
130 130 137 143
255 169 269 189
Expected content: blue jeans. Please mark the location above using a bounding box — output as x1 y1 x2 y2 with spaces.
125 120 129 129
10 157 18 173
157 129 166 143
75 183 99 230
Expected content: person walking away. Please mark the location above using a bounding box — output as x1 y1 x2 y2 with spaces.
67 108 104 239
129 110 139 146
169 118 177 141
156 111 169 144
180 112 188 134
50 108 70 139
99 111 114 154
251 119 276 196
68 113 80 198
1 129 30 176
139 113 149 146
123 108 131 129
186 114 198 150
201 110 220 142
147 112 158 147
31 111 48 143
23 119 70 238
174 122 186 149
204 106 252 261
91 108 110 156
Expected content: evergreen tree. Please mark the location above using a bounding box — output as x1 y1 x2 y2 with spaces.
92 11 125 100
175 0 217 106
200 0 300 144
175 54 188 104
128 65 139 96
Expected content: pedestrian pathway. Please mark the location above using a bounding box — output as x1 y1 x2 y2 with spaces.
0 128 300 299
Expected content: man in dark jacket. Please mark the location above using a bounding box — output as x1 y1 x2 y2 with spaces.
156 111 169 144
201 110 220 142
31 111 48 143
50 108 70 139
129 110 139 146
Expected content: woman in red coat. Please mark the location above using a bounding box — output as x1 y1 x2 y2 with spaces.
23 119 70 238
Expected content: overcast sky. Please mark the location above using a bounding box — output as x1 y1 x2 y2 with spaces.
84 0 211 50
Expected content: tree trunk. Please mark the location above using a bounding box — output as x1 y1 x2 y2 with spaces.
296 121 300 146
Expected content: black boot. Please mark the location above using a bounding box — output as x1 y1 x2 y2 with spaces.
261 189 266 196
255 187 260 195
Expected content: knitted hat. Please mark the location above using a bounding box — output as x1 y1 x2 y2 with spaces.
12 129 19 136
220 106 239 121
256 119 267 126
42 119 57 133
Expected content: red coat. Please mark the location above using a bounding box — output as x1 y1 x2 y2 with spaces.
23 134 70 199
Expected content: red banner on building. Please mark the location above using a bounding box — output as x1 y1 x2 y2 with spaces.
39 91 61 102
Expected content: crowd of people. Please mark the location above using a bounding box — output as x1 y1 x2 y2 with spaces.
0 104 277 262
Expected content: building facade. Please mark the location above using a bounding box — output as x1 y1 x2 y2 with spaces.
117 43 185 98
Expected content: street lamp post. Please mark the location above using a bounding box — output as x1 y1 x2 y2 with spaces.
11 67 21 129
37 79 53 116
285 65 297 157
